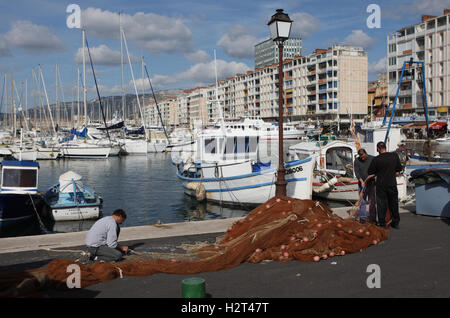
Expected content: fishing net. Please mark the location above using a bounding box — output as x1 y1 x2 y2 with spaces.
0 196 387 297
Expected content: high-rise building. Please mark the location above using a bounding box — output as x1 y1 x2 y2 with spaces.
254 38 302 69
387 9 450 118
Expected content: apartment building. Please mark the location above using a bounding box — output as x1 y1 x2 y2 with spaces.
144 96 177 128
214 45 367 122
153 45 367 128
368 73 388 118
387 9 450 117
255 38 302 69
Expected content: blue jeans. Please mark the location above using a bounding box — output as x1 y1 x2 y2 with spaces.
358 182 376 222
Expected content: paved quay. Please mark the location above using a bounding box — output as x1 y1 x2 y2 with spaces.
1 205 449 299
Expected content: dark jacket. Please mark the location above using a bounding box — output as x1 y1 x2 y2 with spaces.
354 155 374 182
368 152 403 188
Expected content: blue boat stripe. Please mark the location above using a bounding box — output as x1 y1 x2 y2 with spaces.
178 168 276 182
205 181 274 192
284 157 312 168
187 177 307 193
285 177 307 182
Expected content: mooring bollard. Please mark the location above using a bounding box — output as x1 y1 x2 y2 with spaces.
182 277 205 298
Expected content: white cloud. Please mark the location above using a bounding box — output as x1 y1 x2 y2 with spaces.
176 59 251 86
74 44 139 66
217 25 260 59
185 50 212 63
290 12 320 39
82 8 194 55
369 57 387 75
3 20 66 54
0 36 12 57
343 30 376 50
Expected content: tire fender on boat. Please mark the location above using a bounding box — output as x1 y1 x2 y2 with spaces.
195 184 206 202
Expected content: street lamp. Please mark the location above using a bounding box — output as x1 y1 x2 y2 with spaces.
268 9 293 196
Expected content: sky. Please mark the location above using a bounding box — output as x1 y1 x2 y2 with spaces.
1 0 450 105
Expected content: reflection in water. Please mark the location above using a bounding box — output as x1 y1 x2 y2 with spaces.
30 153 250 235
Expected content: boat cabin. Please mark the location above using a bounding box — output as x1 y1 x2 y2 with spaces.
289 140 356 178
357 123 404 156
196 130 260 163
1 160 39 194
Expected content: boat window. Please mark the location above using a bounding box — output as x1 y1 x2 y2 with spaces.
204 138 217 154
224 137 235 154
248 137 259 153
358 129 373 143
325 147 353 176
2 168 37 188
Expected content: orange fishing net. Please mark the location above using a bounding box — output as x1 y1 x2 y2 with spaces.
0 196 388 297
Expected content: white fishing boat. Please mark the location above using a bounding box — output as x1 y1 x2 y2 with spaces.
176 127 314 207
43 170 102 221
289 139 408 202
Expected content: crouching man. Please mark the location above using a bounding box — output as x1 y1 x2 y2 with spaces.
85 209 129 262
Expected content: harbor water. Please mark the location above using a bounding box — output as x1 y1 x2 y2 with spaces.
1 154 254 237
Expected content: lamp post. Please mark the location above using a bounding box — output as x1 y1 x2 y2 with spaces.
268 9 293 197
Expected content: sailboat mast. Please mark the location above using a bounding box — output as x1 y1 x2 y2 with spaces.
38 65 57 135
120 12 125 122
122 29 147 139
11 73 16 138
82 28 88 126
77 67 80 128
56 64 59 129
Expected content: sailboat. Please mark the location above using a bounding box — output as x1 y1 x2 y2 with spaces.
60 29 121 159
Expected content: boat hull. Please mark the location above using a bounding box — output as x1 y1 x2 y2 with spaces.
0 193 43 228
147 141 167 153
60 144 112 159
36 148 61 160
312 175 408 202
49 205 101 221
178 157 314 206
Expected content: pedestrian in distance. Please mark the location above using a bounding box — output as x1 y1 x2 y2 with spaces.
368 141 403 229
85 209 129 262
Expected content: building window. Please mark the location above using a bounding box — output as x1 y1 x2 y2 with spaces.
389 57 396 66
389 43 396 53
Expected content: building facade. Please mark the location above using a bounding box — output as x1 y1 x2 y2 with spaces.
145 45 367 129
387 10 450 118
254 38 302 69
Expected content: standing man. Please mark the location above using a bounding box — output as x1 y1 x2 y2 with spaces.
353 148 376 224
85 209 129 262
368 142 403 229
